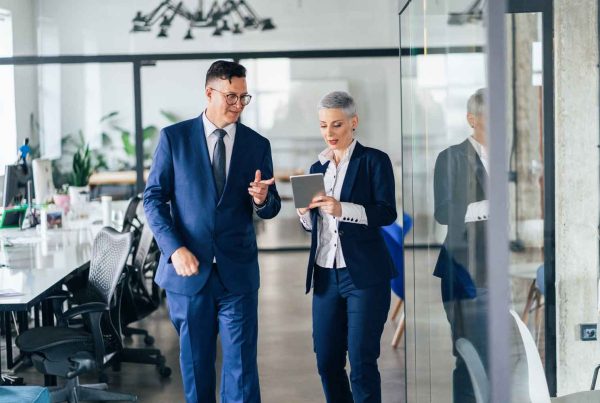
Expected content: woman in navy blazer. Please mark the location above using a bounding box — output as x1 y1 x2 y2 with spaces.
297 91 397 403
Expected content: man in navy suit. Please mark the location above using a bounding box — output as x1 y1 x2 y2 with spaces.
144 60 281 403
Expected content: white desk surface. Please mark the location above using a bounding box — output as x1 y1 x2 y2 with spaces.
0 200 130 311
509 262 543 280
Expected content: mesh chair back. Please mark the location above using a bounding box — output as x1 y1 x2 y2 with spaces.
133 224 154 272
121 194 142 232
88 227 132 305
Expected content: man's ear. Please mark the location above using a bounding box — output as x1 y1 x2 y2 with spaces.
205 86 212 101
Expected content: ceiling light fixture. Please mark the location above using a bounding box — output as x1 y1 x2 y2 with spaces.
448 0 486 25
131 0 276 40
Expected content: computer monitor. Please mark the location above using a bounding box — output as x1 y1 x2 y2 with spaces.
2 164 33 208
32 159 54 204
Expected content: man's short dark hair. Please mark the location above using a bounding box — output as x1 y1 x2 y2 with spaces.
205 60 246 87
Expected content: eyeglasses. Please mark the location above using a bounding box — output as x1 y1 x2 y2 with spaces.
210 87 252 106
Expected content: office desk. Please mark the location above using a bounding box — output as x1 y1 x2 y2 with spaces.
88 170 149 186
0 226 94 385
0 201 129 383
509 262 542 280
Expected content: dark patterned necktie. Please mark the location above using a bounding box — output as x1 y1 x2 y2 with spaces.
212 129 227 198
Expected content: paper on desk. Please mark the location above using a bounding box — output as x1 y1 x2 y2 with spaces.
5 236 41 245
0 289 24 297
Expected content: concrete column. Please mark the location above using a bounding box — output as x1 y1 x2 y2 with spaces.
554 0 600 395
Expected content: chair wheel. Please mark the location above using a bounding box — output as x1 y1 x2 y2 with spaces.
158 366 172 378
98 373 109 383
144 335 155 346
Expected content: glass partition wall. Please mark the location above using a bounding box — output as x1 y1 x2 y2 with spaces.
401 1 560 402
401 1 517 402
3 63 136 204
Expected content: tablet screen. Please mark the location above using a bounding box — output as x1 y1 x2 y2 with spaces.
290 173 325 209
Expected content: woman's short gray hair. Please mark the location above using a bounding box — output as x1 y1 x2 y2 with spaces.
318 91 357 117
467 88 486 116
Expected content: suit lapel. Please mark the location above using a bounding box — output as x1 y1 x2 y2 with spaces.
313 160 329 175
340 141 364 202
310 160 329 225
463 139 487 193
194 115 219 204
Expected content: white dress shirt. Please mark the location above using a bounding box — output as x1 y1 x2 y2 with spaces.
203 111 236 263
468 136 488 174
298 139 368 269
466 136 489 223
202 111 235 178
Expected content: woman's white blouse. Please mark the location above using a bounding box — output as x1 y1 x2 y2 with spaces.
298 139 368 269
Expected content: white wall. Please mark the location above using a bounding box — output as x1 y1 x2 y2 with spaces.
8 0 407 174
36 0 400 55
0 0 37 150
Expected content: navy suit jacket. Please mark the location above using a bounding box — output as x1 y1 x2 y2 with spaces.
433 139 488 301
304 142 397 293
144 115 281 296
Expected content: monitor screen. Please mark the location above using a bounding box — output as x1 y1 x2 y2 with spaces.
32 159 54 204
3 164 33 208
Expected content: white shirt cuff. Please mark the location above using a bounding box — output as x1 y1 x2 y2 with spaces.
465 200 489 223
297 209 312 230
253 196 268 211
339 202 368 225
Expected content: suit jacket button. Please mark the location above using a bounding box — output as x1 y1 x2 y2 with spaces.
339 230 344 236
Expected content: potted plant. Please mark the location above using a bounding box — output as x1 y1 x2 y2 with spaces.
68 144 93 208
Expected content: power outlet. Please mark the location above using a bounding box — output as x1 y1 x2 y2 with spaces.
580 324 597 341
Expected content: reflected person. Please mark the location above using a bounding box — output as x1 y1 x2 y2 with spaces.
144 60 281 403
297 91 397 403
433 88 489 403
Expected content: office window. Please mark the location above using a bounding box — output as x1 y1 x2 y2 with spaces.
0 9 17 176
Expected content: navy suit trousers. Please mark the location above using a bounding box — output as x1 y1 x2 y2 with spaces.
312 265 390 403
166 266 260 403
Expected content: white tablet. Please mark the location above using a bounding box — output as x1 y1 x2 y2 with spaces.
290 173 325 209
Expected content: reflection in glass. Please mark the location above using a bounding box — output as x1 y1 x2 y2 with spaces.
433 88 489 403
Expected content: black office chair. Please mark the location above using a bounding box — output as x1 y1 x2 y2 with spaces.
114 224 171 378
120 193 162 303
121 194 143 235
15 227 137 403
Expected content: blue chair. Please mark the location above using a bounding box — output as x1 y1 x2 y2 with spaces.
381 213 412 348
0 386 50 403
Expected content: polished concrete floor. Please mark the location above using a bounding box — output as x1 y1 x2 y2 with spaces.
5 251 405 402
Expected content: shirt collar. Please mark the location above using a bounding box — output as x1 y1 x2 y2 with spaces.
318 139 357 165
202 111 236 140
468 136 487 158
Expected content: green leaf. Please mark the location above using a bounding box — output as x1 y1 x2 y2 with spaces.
160 110 180 123
77 130 85 148
142 125 157 141
121 132 135 156
100 111 119 122
101 132 112 146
